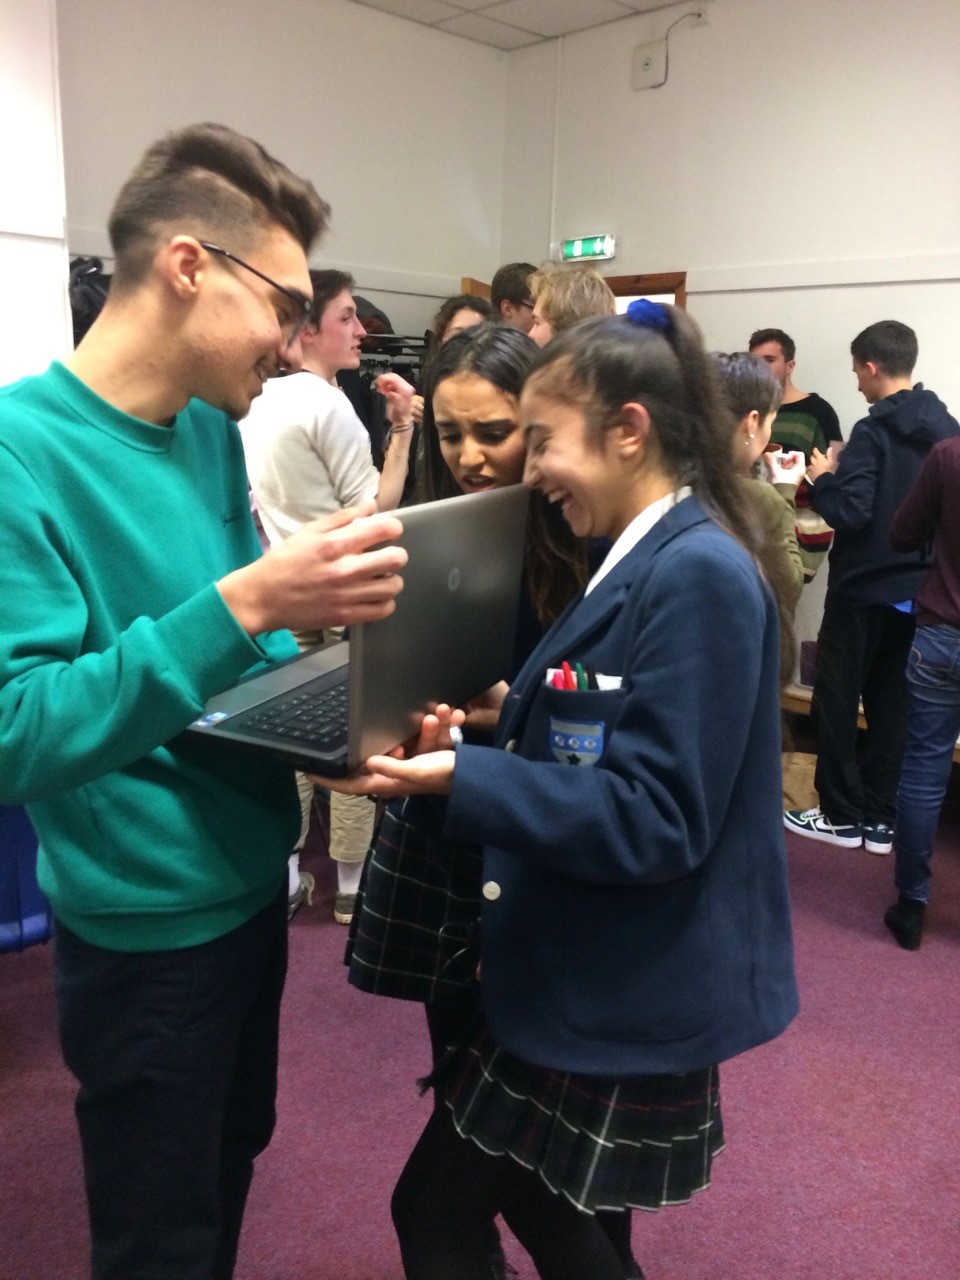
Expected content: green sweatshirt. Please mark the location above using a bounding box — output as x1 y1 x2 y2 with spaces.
0 363 300 950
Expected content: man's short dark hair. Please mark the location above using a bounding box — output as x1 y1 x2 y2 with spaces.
850 320 918 378
748 328 796 362
354 295 393 334
430 293 493 347
308 269 355 324
712 352 784 423
108 122 331 291
490 262 536 312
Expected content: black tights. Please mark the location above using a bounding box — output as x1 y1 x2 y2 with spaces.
392 1102 628 1280
422 1005 638 1278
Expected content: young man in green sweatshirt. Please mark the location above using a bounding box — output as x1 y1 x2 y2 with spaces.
0 123 407 1280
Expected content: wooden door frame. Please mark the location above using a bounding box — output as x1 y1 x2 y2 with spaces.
604 271 686 308
461 271 686 307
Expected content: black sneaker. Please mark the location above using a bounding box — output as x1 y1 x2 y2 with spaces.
884 896 925 950
863 821 894 855
784 807 862 848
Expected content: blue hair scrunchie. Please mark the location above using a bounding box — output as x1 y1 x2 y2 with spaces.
625 298 670 332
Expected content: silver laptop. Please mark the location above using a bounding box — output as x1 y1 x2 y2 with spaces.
185 485 529 776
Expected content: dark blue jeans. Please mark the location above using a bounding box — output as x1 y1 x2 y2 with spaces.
54 883 288 1280
895 624 960 903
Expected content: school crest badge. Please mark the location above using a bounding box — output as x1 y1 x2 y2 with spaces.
549 717 605 766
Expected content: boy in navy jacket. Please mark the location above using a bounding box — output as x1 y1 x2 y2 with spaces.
784 321 960 853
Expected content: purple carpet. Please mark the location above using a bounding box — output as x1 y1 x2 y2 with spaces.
2 793 959 1279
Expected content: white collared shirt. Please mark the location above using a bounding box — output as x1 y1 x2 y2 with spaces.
585 487 693 595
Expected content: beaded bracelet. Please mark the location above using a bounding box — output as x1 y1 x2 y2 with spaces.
385 422 414 446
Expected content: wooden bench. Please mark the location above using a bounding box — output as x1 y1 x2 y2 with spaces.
781 683 960 763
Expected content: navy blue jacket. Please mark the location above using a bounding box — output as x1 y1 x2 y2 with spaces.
445 498 798 1077
812 385 960 606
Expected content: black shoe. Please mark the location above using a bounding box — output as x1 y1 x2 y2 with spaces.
624 1263 645 1280
287 872 315 922
487 1246 518 1279
863 820 894 855
884 896 925 950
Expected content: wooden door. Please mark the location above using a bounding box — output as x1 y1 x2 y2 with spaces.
460 271 685 307
603 271 686 309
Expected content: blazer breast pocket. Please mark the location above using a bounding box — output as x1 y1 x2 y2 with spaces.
521 687 625 766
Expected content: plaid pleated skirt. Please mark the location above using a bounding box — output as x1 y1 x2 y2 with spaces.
443 1028 724 1214
345 800 484 1007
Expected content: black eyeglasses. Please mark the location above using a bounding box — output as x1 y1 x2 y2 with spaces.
199 241 312 344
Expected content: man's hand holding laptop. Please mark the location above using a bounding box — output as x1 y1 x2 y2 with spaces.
218 501 408 635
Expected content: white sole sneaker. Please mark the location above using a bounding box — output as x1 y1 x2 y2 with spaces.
864 834 894 856
783 808 863 848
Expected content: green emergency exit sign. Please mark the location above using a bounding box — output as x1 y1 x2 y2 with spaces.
560 234 616 262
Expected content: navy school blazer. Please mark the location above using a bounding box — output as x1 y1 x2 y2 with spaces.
444 496 798 1077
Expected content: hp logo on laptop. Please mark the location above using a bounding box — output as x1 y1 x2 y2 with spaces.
447 567 461 592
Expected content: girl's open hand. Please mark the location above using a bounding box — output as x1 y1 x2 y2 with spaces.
309 750 455 798
306 704 463 796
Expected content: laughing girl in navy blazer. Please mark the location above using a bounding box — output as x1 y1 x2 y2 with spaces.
324 303 799 1280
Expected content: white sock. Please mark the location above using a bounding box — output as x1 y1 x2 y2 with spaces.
287 854 301 897
336 860 364 896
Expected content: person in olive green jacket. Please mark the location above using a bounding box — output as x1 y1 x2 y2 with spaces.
714 350 805 615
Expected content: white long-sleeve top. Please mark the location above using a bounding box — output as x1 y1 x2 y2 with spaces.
239 371 378 545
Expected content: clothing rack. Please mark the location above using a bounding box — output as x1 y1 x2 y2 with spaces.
357 333 430 383
362 333 429 357
358 352 421 373
341 335 428 497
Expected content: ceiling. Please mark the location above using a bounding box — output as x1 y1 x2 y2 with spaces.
347 0 694 50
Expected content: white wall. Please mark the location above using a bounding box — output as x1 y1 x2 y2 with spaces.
501 0 960 424
56 0 511 334
499 39 558 267
52 0 960 401
0 0 72 381
497 0 960 652
692 278 960 452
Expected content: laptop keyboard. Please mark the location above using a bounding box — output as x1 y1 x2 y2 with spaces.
229 677 349 754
